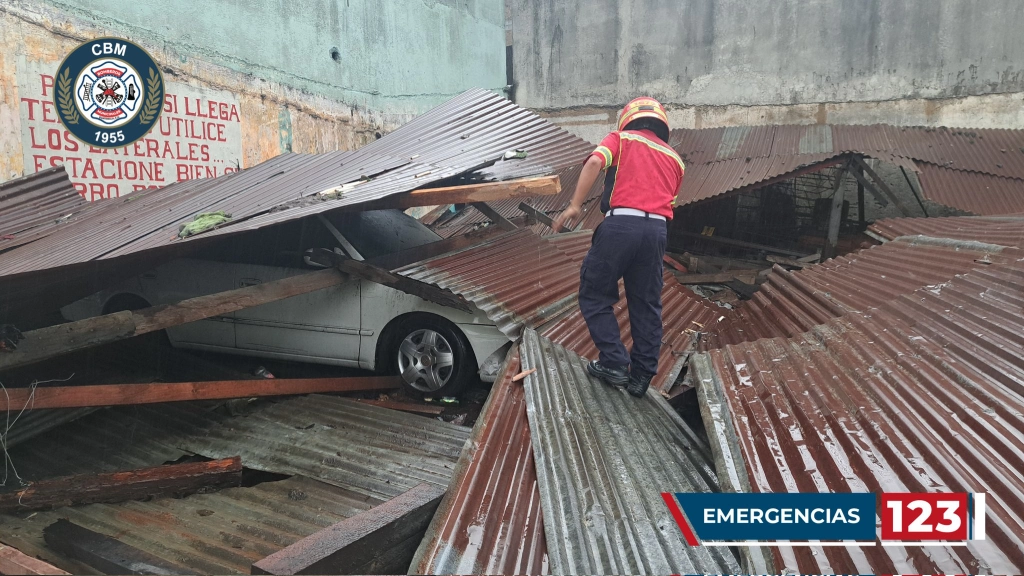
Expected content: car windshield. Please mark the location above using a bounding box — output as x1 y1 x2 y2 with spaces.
325 209 442 259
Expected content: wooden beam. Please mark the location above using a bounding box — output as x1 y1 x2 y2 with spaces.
371 176 560 210
850 156 913 215
672 270 760 284
673 231 808 258
900 165 930 217
131 268 346 335
823 165 849 260
0 457 242 514
0 268 347 372
0 545 69 575
311 249 472 313
43 519 192 575
471 202 517 231
856 163 867 230
252 482 445 575
0 376 400 412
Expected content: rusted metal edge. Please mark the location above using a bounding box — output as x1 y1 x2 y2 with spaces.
690 352 774 574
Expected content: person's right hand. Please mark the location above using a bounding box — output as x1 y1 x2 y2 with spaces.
552 205 580 232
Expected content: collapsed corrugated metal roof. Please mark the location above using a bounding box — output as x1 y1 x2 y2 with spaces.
396 227 722 393
0 395 470 573
412 346 548 575
395 228 583 337
669 124 1024 214
0 166 92 252
0 89 594 316
519 328 740 575
711 236 1004 346
691 247 1024 572
869 215 1024 247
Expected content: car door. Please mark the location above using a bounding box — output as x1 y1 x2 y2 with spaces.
232 220 362 364
144 258 238 348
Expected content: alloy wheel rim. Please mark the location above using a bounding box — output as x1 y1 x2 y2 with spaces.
397 329 455 392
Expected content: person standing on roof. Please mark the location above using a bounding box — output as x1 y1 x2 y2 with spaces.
552 97 684 398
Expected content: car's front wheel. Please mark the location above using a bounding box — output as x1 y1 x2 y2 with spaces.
391 316 475 397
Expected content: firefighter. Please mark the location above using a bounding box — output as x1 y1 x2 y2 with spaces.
552 97 684 398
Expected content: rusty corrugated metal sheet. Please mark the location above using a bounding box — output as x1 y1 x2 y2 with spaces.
664 124 1022 211
692 250 1024 573
0 166 91 251
712 237 1002 346
395 229 581 337
412 347 548 575
915 162 1024 215
869 215 1024 247
519 328 740 574
0 89 592 286
0 394 469 574
676 153 844 206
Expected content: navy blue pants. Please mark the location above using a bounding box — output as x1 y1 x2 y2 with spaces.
578 215 667 376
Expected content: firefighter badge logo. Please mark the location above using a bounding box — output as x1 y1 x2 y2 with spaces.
54 37 164 148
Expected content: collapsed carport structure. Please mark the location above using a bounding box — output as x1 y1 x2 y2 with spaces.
1 87 1024 575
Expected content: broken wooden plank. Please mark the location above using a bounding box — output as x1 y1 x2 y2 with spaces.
43 519 192 575
823 164 850 260
310 249 472 312
850 156 914 216
0 376 400 412
673 231 808 258
252 482 445 575
0 457 242 514
0 545 69 575
0 268 347 372
766 255 812 269
132 268 346 335
371 176 561 210
672 270 760 285
355 399 444 415
471 202 517 231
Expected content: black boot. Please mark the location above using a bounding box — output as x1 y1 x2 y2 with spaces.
587 360 629 387
627 370 653 398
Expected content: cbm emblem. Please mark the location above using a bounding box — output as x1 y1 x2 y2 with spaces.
54 37 164 148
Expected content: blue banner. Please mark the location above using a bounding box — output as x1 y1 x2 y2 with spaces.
673 492 876 541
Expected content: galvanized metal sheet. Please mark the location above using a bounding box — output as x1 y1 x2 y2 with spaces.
0 394 470 574
519 328 737 575
412 347 548 575
0 475 372 575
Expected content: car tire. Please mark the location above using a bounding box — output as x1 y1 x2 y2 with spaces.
390 315 476 398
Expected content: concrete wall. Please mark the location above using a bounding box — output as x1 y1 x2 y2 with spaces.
0 0 506 191
510 0 1024 140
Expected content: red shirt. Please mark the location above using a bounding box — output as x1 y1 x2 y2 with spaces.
590 129 685 219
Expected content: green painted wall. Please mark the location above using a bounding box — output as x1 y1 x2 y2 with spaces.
39 0 507 114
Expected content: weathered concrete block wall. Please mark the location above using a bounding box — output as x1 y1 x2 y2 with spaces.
0 0 506 193
511 0 1024 139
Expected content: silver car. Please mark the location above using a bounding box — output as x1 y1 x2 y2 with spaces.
62 210 510 397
